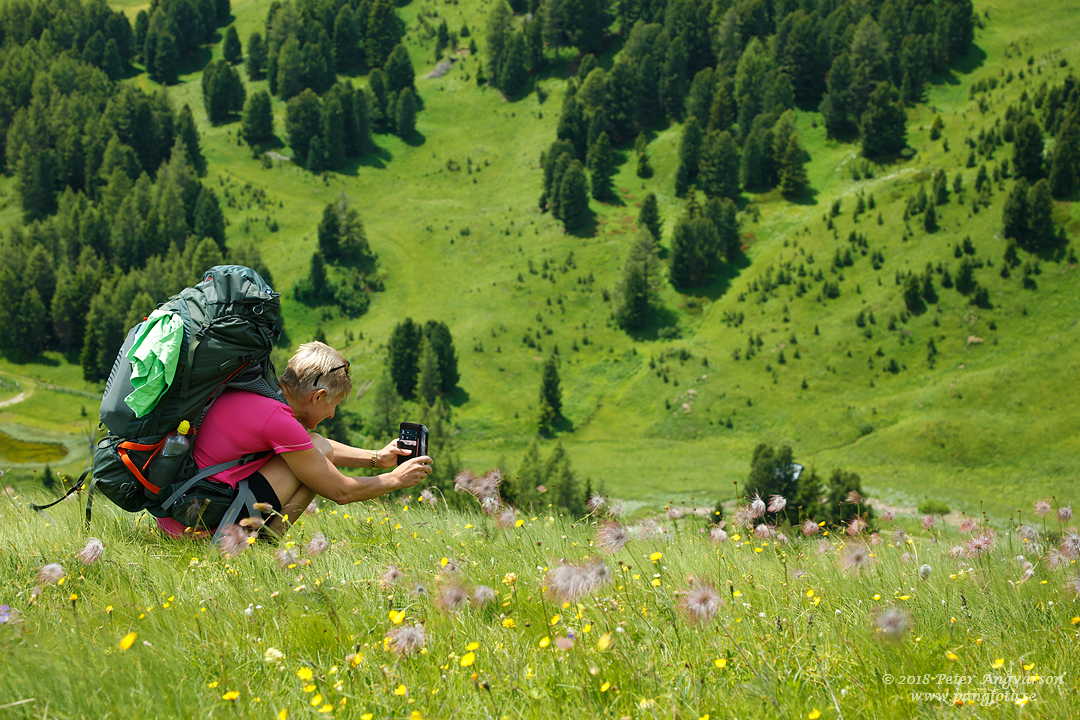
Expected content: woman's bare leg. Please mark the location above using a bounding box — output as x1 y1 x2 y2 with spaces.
258 433 332 535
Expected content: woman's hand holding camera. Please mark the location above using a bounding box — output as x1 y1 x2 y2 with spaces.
392 455 433 489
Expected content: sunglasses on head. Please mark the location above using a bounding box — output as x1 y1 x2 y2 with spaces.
313 362 350 388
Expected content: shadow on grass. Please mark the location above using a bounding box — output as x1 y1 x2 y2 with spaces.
445 386 471 408
180 47 213 76
786 184 821 206
676 253 753 303
950 44 988 76
551 415 575 434
348 143 394 171
402 130 427 147
625 303 682 342
565 213 599 239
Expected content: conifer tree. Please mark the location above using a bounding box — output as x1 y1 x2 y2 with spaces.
223 26 241 64
422 320 459 393
285 89 323 164
586 131 614 200
307 134 328 173
366 0 402 70
1002 178 1030 242
615 228 662 331
923 202 938 233
708 82 734 132
322 96 346 169
1012 117 1044 180
697 130 740 199
175 105 205 174
318 202 342 261
778 134 809 196
241 90 274 145
558 160 589 229
153 29 180 85
637 192 662 241
334 5 360 71
859 82 906 156
498 32 528 96
16 143 56 221
486 1 513 78
1027 178 1055 247
246 31 266 79
417 340 441 406
674 115 703 196
384 44 415 93
367 366 402 439
388 318 422 400
685 68 715 125
1048 115 1079 197
540 353 562 418
193 187 226 252
396 88 416 138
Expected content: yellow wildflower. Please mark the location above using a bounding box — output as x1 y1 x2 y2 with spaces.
118 632 137 651
222 691 240 701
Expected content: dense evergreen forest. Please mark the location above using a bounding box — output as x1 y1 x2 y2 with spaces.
0 0 407 380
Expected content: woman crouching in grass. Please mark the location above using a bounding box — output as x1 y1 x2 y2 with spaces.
158 341 431 539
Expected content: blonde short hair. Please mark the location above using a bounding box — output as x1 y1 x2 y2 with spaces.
280 341 352 401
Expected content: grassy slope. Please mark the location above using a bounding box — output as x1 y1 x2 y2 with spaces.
2 0 1079 518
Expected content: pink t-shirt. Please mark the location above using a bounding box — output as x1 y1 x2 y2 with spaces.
157 390 314 538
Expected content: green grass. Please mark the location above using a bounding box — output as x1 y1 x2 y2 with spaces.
2 486 1078 718
1 0 1079 520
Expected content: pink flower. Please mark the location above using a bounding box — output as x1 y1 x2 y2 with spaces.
218 525 253 558
767 495 787 513
881 509 896 522
495 507 518 529
36 563 65 586
847 516 868 536
749 493 766 519
964 531 996 558
709 526 728 544
959 518 979 533
587 493 605 512
921 515 935 531
306 533 328 557
76 538 104 566
435 583 470 613
1034 499 1053 518
472 585 496 607
545 557 611 604
840 545 873 575
801 519 820 536
1059 506 1073 524
381 565 403 588
386 623 427 655
845 490 863 505
595 521 630 554
873 607 911 643
754 523 775 540
677 581 722 624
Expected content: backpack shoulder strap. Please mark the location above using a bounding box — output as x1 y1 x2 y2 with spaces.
158 453 268 511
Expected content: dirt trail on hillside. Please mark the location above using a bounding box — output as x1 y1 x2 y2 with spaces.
0 389 32 408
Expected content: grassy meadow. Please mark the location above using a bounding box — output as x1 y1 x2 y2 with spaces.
2 483 1079 718
1 0 1079 524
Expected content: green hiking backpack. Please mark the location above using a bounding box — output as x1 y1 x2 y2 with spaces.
33 266 286 543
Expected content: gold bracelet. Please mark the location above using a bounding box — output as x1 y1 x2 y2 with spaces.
371 450 378 469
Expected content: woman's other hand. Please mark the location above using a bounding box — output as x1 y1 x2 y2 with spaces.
375 439 412 468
